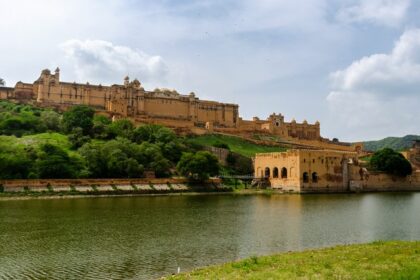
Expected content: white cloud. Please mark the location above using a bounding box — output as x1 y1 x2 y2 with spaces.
337 0 410 27
60 40 168 86
327 29 420 140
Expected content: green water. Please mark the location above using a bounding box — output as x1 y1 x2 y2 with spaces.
1 193 420 279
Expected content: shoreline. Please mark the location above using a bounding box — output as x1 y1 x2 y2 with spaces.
1 188 419 201
164 241 420 279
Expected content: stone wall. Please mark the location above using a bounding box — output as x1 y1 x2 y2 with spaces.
0 178 221 192
349 168 420 192
1 68 329 143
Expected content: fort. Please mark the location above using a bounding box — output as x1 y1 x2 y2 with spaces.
0 68 322 140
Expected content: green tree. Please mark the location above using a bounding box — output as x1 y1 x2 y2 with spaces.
177 151 220 181
370 148 412 177
40 110 61 131
132 124 176 144
34 143 81 178
92 115 112 139
61 105 95 135
68 127 91 149
78 142 107 178
107 119 134 139
0 78 4 86
0 150 32 179
138 141 171 177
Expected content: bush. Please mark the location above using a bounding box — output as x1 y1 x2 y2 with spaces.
213 142 230 150
177 151 220 182
370 148 412 177
61 105 95 135
107 119 134 139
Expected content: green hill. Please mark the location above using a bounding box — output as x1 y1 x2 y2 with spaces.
363 135 420 152
187 134 286 158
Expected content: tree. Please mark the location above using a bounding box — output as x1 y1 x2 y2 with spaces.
131 124 176 144
370 148 412 177
68 127 91 149
61 105 95 135
34 143 81 178
0 78 4 86
40 110 61 131
107 119 134 139
177 151 220 181
0 150 32 179
92 115 112 139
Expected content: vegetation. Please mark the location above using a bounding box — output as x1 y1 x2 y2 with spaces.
0 78 4 86
0 101 222 180
187 134 286 158
370 148 412 177
363 134 420 152
166 241 420 280
177 151 220 181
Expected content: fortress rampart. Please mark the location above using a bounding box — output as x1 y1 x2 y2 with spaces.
0 68 322 141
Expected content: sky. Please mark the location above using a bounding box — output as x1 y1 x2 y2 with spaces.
0 0 419 142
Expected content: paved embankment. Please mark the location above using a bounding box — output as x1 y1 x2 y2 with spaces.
0 178 228 198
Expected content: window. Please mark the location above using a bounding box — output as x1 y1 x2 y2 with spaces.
312 172 318 183
303 172 309 183
264 167 270 178
281 167 287 179
273 167 279 178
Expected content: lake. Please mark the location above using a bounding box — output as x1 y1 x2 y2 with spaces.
1 193 420 279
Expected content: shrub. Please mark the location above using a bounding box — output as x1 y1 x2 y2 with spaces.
370 148 412 177
177 151 220 182
61 105 95 135
213 142 230 150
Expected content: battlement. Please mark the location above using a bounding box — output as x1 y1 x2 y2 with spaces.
0 68 321 141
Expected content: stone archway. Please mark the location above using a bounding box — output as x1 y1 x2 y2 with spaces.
273 167 279 178
312 172 318 183
264 167 270 178
303 172 309 183
281 167 287 179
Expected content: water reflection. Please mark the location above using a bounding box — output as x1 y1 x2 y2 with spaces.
0 193 420 279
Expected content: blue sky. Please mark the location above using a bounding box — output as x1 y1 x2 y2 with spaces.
0 0 419 141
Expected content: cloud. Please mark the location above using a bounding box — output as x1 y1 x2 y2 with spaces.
337 0 410 27
327 29 420 140
60 39 168 86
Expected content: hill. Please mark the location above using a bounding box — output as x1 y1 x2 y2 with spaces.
187 134 286 158
363 135 420 152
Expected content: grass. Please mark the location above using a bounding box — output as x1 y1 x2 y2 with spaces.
0 132 71 151
166 241 420 280
188 134 286 158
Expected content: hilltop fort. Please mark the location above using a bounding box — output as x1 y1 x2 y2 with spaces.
0 68 360 152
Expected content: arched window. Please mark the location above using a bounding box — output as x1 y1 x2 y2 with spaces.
303 172 309 183
312 172 318 183
264 167 270 178
281 167 287 179
273 167 279 178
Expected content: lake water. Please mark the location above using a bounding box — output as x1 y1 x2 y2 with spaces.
1 193 420 279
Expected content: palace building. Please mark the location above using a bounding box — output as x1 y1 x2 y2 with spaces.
0 68 322 141
254 150 359 192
